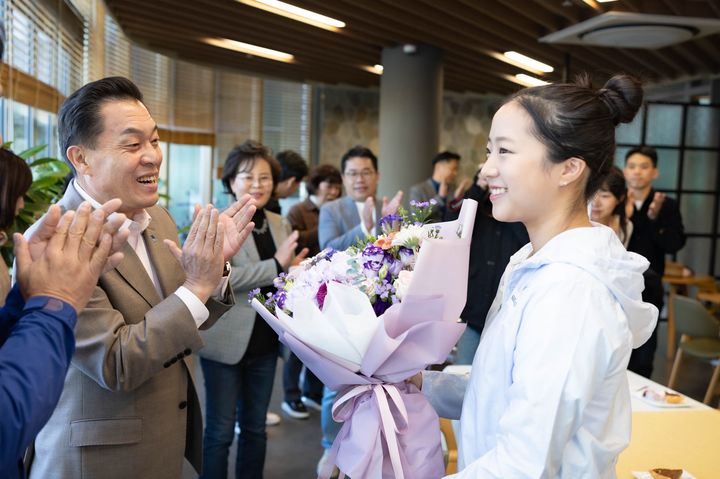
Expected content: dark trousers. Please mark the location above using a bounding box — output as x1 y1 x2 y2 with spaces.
200 353 277 479
628 324 658 379
283 352 323 402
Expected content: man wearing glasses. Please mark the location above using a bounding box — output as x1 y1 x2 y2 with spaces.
318 145 402 251
315 145 402 475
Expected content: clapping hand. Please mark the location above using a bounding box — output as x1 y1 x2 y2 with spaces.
165 205 225 303
25 200 129 274
14 201 120 312
647 192 666 220
219 194 256 260
274 230 301 270
381 190 404 217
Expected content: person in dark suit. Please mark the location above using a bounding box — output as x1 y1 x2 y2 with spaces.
624 146 686 378
408 151 470 222
624 146 686 279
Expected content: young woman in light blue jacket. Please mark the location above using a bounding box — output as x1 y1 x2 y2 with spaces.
413 74 658 478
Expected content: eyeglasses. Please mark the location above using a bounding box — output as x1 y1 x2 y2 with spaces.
344 169 376 179
236 174 273 186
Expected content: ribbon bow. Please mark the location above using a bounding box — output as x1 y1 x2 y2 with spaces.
318 383 410 479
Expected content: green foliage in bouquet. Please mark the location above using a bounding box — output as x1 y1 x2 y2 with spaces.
1 143 71 266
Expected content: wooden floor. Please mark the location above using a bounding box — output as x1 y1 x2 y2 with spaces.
183 319 718 479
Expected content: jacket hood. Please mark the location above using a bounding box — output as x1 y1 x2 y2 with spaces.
509 223 658 349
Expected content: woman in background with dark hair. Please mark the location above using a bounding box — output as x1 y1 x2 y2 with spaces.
281 164 342 418
590 166 633 247
411 74 658 477
591 166 664 378
0 148 33 305
198 140 306 479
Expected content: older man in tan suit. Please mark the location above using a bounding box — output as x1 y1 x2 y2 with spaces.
28 77 256 479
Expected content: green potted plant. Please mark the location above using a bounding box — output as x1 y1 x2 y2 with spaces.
1 143 70 266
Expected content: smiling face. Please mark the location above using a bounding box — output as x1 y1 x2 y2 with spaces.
230 157 274 209
342 156 378 202
70 99 161 217
481 101 567 228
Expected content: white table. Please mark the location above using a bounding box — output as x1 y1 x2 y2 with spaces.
443 366 710 412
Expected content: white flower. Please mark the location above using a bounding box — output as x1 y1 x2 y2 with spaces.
393 270 413 300
391 224 426 249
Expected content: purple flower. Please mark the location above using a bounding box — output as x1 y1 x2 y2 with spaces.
372 299 392 316
273 272 287 289
429 198 438 205
316 283 328 310
363 244 384 257
247 288 261 301
274 290 288 311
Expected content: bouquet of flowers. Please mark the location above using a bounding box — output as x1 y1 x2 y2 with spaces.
251 199 477 479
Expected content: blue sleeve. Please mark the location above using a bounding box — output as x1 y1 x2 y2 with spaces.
0 296 77 471
318 206 365 251
0 284 26 345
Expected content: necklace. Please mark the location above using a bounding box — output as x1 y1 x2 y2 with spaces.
254 217 269 235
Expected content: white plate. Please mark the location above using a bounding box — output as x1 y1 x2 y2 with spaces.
631 470 695 479
632 387 691 409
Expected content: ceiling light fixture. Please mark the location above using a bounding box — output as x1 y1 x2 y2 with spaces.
503 51 554 73
361 64 383 75
203 37 294 63
504 73 550 88
596 0 619 3
237 0 345 31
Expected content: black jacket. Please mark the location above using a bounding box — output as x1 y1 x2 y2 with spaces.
626 189 686 277
449 184 528 333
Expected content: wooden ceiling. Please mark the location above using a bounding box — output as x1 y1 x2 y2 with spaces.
106 0 720 95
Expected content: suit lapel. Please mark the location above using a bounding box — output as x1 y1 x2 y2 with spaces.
143 217 184 299
114 242 163 307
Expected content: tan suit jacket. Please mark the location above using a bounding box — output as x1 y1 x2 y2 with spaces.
199 210 290 364
28 184 233 479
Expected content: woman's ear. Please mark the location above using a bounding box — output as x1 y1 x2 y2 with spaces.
559 157 587 187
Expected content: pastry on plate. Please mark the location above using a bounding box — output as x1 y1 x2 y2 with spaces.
649 468 683 479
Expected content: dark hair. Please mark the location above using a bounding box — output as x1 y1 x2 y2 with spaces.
624 146 658 168
0 148 33 231
432 151 461 165
58 77 145 175
341 145 378 173
221 140 281 199
306 164 342 195
598 166 629 236
508 73 643 201
276 150 309 182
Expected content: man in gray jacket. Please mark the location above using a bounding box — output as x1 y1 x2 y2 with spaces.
28 77 256 479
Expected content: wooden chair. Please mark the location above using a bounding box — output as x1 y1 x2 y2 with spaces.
667 295 720 404
439 418 458 474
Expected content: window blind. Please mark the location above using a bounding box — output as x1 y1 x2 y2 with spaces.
262 79 312 159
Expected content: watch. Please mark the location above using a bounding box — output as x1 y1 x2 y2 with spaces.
222 261 231 277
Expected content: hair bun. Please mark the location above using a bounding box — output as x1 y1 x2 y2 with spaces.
598 74 643 125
